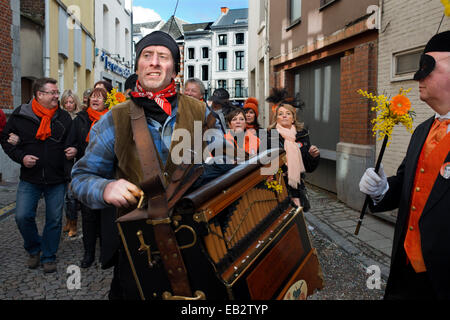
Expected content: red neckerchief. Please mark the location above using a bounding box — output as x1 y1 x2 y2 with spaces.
130 80 176 116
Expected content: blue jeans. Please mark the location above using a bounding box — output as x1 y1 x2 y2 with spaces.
15 180 66 263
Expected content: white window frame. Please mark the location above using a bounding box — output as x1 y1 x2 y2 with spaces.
391 46 424 82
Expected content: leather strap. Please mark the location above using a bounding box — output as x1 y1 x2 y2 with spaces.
129 102 193 297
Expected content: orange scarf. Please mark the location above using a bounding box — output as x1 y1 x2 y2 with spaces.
86 107 108 142
276 124 305 188
32 98 58 141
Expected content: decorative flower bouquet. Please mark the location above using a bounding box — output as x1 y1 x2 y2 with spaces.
265 168 283 194
357 88 416 147
354 88 415 235
106 88 127 110
442 0 450 16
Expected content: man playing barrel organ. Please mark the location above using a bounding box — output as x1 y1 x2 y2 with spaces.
71 31 213 299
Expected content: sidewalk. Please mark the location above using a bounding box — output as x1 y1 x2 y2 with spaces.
304 184 395 280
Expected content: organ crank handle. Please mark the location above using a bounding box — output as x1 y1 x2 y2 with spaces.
136 230 155 268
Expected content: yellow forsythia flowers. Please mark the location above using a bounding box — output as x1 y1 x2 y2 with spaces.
357 88 415 147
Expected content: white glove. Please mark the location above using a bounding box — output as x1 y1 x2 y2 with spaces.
359 164 389 200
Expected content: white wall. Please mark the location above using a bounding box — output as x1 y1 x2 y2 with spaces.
211 27 248 100
248 0 270 127
184 34 212 93
94 0 133 89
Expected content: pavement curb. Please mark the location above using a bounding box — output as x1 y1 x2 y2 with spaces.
0 202 15 222
304 211 390 281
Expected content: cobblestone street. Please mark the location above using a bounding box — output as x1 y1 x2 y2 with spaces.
0 180 392 300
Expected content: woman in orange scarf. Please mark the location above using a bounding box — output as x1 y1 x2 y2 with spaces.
66 87 109 268
268 104 320 210
224 108 260 162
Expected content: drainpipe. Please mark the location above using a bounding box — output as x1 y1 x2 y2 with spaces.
44 0 50 77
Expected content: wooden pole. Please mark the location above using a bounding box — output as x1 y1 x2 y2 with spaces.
355 135 389 235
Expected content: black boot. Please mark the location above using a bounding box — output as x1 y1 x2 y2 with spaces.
81 251 95 268
81 205 97 268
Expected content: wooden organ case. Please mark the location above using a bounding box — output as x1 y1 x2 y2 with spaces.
116 150 324 300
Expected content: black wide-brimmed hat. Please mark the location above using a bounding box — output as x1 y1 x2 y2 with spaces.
414 31 450 80
209 88 230 104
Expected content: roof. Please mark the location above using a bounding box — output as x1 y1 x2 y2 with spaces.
212 8 248 29
133 21 163 34
183 22 213 33
159 15 189 40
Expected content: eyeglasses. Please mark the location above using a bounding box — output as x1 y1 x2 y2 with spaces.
40 90 60 96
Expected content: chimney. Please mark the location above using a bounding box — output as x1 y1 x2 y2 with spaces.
221 7 229 14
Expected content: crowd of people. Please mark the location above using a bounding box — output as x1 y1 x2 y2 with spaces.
0 28 448 300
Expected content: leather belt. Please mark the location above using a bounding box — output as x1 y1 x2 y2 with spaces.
128 101 192 297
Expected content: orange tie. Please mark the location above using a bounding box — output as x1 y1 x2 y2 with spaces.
423 118 450 158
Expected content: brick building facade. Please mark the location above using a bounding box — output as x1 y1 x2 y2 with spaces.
267 0 378 209
0 0 14 110
0 0 21 183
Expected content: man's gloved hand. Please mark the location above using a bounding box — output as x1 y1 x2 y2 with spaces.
359 164 389 199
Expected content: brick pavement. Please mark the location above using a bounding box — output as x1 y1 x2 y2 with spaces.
0 181 395 299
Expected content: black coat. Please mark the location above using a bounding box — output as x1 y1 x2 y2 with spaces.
370 116 450 299
0 102 72 184
66 110 92 160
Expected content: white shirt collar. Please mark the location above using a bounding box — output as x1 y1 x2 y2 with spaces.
435 111 450 120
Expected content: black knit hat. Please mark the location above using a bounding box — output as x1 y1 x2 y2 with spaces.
423 30 450 54
134 31 180 74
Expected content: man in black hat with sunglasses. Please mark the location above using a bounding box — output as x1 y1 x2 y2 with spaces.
359 30 450 300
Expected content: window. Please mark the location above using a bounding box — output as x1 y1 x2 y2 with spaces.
218 52 227 71
393 49 422 79
235 33 244 45
218 80 227 89
85 36 93 71
320 0 339 9
201 65 209 81
289 0 301 24
58 7 69 57
58 55 65 94
188 65 195 78
115 18 120 56
188 48 195 59
125 28 130 62
218 34 227 46
235 80 243 98
235 51 244 70
73 64 78 93
202 47 209 59
103 5 109 51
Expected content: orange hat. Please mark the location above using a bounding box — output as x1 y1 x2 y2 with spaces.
244 97 259 117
